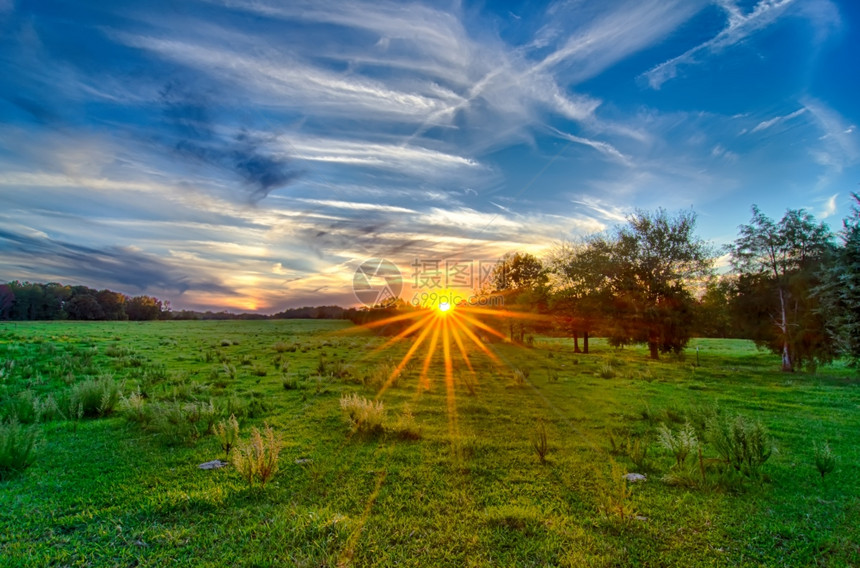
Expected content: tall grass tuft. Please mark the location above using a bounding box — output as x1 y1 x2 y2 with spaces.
813 440 836 480
657 422 698 468
0 419 38 480
706 414 774 479
339 393 385 435
531 418 549 464
214 414 240 459
231 423 283 488
70 375 121 417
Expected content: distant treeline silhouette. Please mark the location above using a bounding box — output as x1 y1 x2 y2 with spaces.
0 281 373 323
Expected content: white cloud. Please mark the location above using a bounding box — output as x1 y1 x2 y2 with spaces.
749 108 806 133
549 127 631 165
818 193 838 218
643 0 795 89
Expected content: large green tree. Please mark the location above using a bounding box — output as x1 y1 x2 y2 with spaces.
815 194 860 365
601 209 713 359
729 206 834 372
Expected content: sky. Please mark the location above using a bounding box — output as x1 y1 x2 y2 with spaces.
1 0 858 312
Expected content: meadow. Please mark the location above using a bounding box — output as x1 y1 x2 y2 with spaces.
0 319 858 567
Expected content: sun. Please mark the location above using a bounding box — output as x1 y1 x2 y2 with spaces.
437 301 451 313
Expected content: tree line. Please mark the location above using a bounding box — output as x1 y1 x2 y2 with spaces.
0 283 169 321
486 196 860 372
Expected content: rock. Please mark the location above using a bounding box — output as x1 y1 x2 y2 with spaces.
635 515 648 522
624 473 647 483
198 459 228 470
295 458 313 464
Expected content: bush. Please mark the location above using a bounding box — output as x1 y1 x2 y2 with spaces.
232 423 283 488
70 376 121 417
339 393 385 435
706 414 774 478
0 419 38 480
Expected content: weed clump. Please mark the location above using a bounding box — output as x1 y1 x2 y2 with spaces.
706 414 774 479
214 414 240 459
339 393 385 435
232 423 282 488
531 418 549 464
812 440 836 480
392 405 421 440
657 422 698 468
70 375 121 417
0 419 38 480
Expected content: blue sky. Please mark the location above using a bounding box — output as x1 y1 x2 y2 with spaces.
0 0 858 311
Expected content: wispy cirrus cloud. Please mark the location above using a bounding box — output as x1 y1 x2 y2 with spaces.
749 108 807 133
643 0 795 89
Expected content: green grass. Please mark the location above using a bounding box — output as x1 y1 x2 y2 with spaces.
0 320 858 566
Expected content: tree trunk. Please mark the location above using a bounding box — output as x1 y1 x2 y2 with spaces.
778 287 793 372
648 340 659 360
583 331 589 354
573 331 581 353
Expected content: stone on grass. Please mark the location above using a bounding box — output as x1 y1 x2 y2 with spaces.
624 473 647 483
198 459 229 470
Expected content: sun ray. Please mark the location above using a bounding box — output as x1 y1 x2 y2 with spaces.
377 322 436 397
419 319 442 390
453 310 509 343
448 321 474 375
449 312 502 365
367 311 435 357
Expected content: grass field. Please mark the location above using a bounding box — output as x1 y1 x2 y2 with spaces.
0 319 858 567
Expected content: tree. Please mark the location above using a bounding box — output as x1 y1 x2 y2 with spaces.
600 209 713 359
0 285 14 320
66 294 105 320
490 252 549 342
729 206 834 372
546 240 612 353
126 295 164 321
815 193 860 365
694 276 736 338
96 290 128 321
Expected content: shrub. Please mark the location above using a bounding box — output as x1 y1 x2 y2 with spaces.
214 414 240 459
531 418 549 464
0 419 38 480
706 414 774 478
70 376 121 417
231 423 283 488
657 422 698 469
813 440 836 480
339 393 385 435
